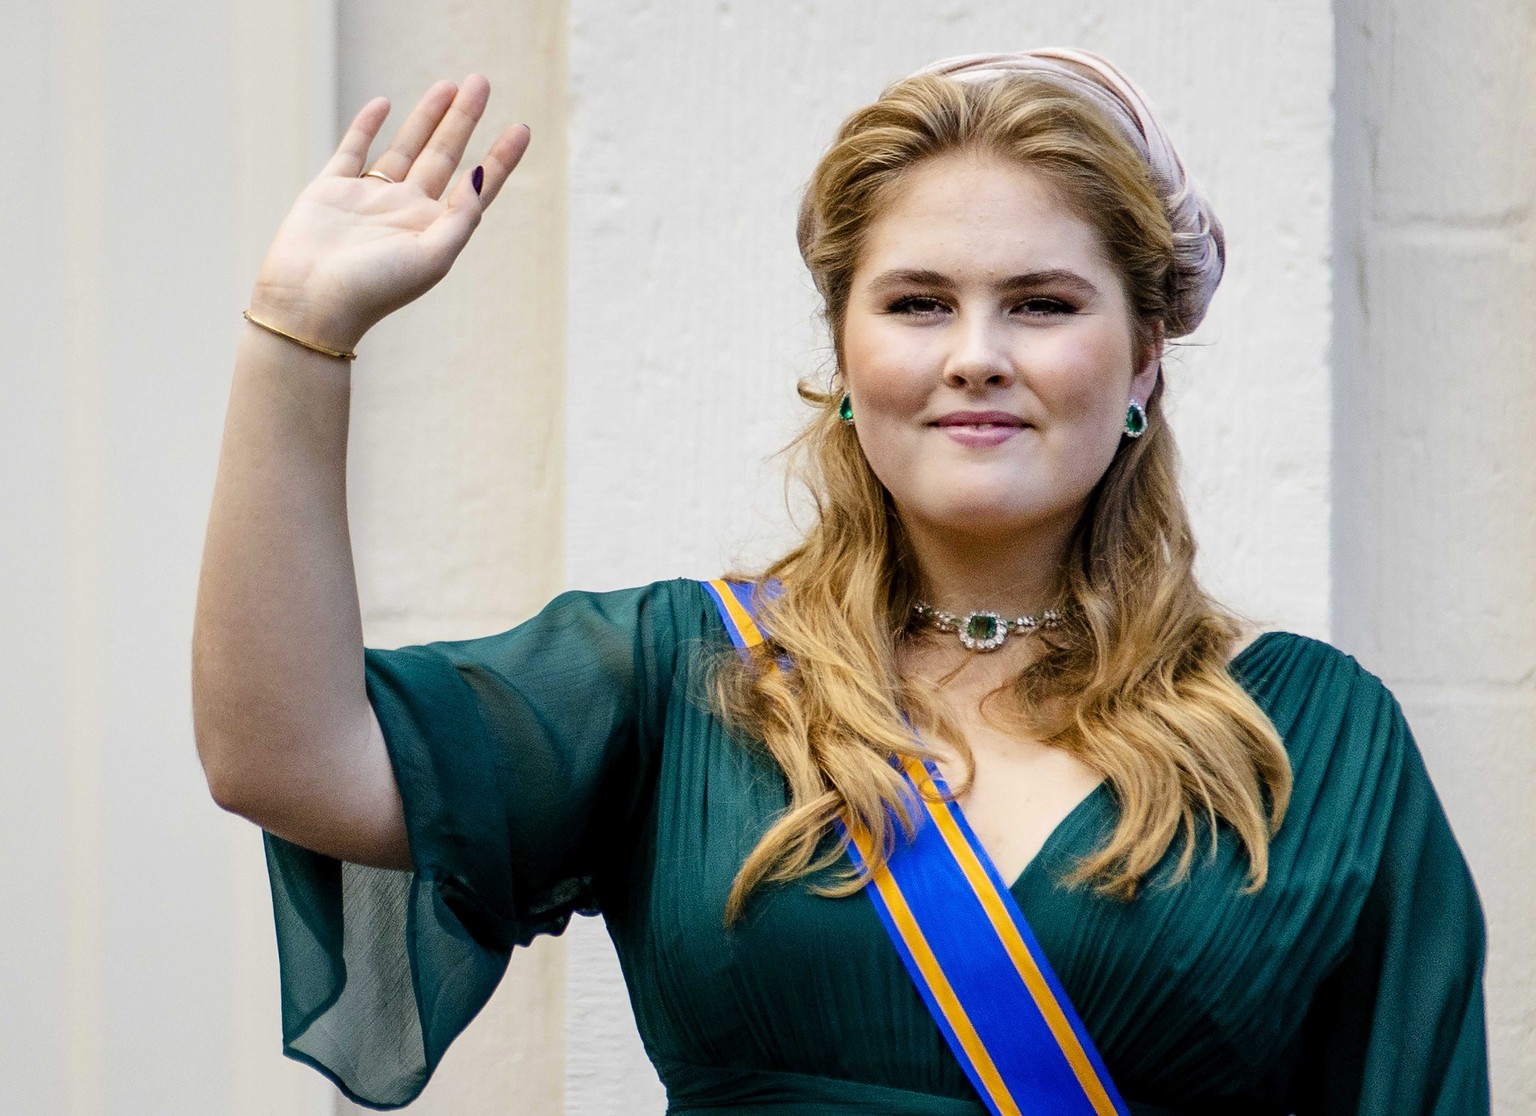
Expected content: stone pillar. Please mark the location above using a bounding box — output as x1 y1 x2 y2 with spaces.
1333 0 1536 1108
331 1 570 1113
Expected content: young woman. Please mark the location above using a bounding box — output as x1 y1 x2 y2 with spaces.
193 49 1488 1114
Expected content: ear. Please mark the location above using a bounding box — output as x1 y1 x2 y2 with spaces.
1130 320 1165 404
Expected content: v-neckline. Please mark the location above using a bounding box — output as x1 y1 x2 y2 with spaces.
946 629 1283 894
918 753 1109 896
993 779 1109 893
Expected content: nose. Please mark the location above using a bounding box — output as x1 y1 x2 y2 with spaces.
942 312 1015 389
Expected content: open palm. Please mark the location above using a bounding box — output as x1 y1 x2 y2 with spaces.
250 74 530 353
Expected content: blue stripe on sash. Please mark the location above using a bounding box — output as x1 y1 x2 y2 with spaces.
701 579 1127 1116
921 762 1123 1107
847 760 1128 1116
702 578 771 653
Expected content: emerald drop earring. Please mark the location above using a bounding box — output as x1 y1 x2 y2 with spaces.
838 393 854 425
1123 400 1147 438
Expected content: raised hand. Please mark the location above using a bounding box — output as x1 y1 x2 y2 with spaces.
248 74 530 354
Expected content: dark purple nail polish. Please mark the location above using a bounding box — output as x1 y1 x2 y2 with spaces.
472 165 484 195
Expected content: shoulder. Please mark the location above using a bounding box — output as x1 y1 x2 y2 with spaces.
1230 629 1418 797
1228 628 1396 708
540 578 712 629
489 580 715 683
536 579 735 666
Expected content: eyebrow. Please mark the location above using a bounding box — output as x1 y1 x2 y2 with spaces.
865 267 1102 298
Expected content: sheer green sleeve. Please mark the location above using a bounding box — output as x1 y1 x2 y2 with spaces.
1292 692 1489 1115
262 581 686 1110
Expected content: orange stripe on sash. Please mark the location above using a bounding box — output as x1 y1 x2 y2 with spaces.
707 578 767 650
903 759 1121 1116
847 822 1024 1116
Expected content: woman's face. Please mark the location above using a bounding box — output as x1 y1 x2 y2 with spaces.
840 151 1160 551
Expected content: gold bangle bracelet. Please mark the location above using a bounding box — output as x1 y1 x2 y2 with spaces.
242 309 358 361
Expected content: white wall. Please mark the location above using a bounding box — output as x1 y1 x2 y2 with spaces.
1333 0 1536 1108
562 3 1337 1111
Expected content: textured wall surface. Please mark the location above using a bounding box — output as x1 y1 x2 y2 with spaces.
562 2 1336 1110
1333 1 1536 1109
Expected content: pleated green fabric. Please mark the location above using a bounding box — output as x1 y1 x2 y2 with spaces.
263 578 1489 1113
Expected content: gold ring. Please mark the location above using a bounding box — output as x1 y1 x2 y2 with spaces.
362 169 398 184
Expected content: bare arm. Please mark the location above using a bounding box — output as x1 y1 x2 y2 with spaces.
192 76 531 869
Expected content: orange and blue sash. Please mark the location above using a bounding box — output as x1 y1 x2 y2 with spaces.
702 578 1128 1116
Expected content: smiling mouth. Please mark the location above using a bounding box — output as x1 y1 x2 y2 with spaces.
931 413 1029 429
930 415 1031 446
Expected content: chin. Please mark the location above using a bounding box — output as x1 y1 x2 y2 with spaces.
901 484 1085 544
914 503 1053 540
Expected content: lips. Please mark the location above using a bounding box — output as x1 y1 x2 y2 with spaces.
931 410 1028 428
931 410 1030 448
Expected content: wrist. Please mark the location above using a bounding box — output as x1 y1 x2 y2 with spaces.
242 310 358 361
247 284 371 356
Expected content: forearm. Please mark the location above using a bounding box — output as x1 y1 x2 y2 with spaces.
192 320 370 818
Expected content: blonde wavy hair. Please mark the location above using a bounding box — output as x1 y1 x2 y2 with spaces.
714 70 1290 923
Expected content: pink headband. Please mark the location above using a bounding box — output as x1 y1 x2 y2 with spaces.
909 48 1226 336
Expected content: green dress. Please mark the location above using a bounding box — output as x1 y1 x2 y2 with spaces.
263 579 1489 1114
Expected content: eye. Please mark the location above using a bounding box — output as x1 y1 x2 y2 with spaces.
1014 296 1076 316
885 295 950 316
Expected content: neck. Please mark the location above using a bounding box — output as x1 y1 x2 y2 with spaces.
901 515 1073 619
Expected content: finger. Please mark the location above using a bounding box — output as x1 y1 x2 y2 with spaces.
321 97 391 178
414 125 531 266
363 79 459 183
468 123 532 210
404 74 492 199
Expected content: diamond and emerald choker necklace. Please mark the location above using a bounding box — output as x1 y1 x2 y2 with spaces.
911 600 1064 652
